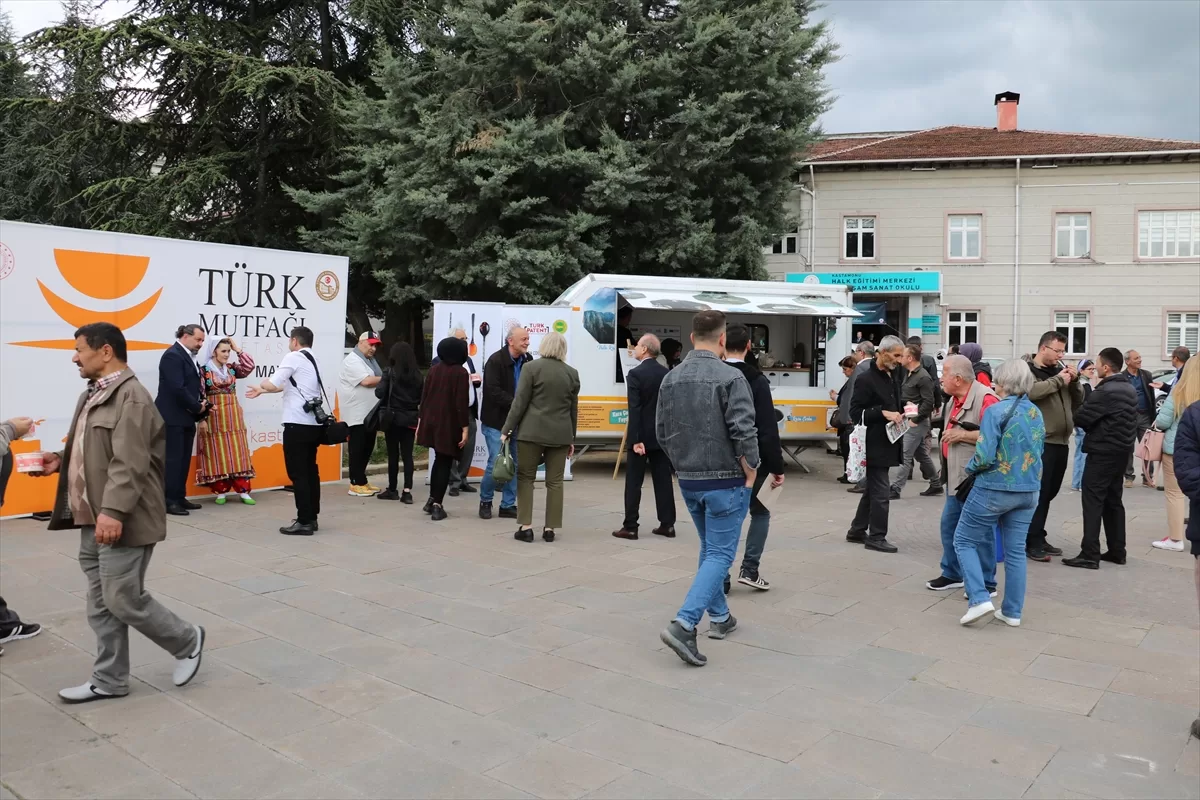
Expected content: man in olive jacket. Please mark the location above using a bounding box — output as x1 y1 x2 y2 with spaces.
37 323 204 704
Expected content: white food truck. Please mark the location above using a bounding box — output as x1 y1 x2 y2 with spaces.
432 273 860 472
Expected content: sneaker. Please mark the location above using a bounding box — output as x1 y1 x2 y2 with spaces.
239 494 256 506
214 495 227 505
479 501 493 519
58 683 118 704
660 620 707 666
707 615 738 639
173 626 205 687
925 576 963 592
1152 537 1185 552
377 488 399 501
1041 542 1064 557
0 623 42 644
993 610 1021 627
366 483 382 494
498 506 518 519
960 601 995 626
1124 479 1134 488
422 498 434 514
1100 551 1127 565
348 485 377 497
920 485 944 497
448 487 460 497
1027 548 1051 563
430 505 447 521
738 571 770 591
400 491 414 505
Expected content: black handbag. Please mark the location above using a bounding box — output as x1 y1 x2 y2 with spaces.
953 399 1021 502
291 350 351 446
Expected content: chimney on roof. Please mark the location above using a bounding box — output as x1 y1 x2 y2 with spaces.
994 91 1020 132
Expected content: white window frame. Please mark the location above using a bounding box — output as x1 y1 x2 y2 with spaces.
769 232 801 255
843 216 876 260
947 214 982 260
1054 310 1090 357
1055 213 1091 259
1166 311 1200 356
1139 210 1200 260
946 310 980 348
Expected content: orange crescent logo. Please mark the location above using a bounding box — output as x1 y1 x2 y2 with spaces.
36 280 163 330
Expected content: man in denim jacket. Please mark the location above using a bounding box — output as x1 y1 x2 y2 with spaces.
656 310 759 666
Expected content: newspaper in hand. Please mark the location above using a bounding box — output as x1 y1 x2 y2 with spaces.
886 418 910 444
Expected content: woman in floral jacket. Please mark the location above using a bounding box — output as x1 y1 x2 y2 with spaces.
954 358 1045 628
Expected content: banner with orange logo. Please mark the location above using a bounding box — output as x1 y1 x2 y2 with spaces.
0 221 349 517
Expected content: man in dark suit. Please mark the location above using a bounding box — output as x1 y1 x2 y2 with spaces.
847 335 906 553
613 334 676 540
155 324 210 516
1122 349 1157 487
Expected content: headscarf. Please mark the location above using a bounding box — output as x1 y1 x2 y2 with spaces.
200 336 233 382
436 336 468 367
958 342 983 363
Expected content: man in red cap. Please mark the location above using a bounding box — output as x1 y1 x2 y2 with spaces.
339 331 383 496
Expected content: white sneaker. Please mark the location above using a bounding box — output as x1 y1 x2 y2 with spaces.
960 601 995 626
173 625 205 687
59 682 117 704
1151 537 1185 552
993 610 1021 627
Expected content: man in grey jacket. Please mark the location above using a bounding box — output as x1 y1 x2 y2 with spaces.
889 344 941 498
657 310 759 667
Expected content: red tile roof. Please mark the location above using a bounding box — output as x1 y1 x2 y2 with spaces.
804 126 1200 163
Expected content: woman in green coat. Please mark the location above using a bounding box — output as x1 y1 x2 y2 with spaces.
501 332 581 542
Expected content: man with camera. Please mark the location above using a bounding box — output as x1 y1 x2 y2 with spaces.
246 326 326 536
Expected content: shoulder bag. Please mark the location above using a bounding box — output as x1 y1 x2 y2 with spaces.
954 399 1022 502
1135 427 1165 463
290 350 351 446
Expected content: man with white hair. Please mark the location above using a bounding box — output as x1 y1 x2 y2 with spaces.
925 354 999 592
846 335 906 553
843 340 875 492
479 326 530 519
613 334 676 540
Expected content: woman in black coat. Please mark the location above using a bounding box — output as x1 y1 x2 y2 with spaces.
375 342 423 504
417 338 470 520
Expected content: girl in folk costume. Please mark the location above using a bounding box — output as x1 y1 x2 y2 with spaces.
197 337 257 505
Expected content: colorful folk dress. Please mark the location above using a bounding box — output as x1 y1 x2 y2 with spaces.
196 353 256 494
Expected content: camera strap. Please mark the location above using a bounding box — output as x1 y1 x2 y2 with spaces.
288 349 334 410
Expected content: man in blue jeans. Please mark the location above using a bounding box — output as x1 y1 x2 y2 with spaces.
478 327 530 519
656 311 759 667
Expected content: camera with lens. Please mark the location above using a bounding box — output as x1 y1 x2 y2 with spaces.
303 396 334 426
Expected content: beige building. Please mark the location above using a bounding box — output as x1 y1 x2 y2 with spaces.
768 92 1200 368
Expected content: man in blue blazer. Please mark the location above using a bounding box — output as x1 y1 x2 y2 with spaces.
155 324 210 515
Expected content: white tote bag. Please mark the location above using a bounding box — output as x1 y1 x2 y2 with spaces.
846 423 868 483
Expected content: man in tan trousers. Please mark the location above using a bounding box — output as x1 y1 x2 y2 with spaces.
34 322 204 703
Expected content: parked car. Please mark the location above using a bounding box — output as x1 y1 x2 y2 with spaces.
1151 367 1178 412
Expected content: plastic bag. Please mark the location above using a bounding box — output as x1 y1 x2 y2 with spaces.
846 423 867 483
492 439 515 483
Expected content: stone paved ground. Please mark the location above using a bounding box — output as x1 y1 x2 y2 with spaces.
1 450 1197 800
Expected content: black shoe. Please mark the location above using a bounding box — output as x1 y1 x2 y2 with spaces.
925 575 964 591
542 528 555 542
458 483 477 493
889 489 901 500
920 485 944 497
0 623 42 644
612 528 639 540
448 487 460 497
279 520 314 536
400 491 414 505
837 476 851 484
479 502 493 519
1062 556 1099 570
847 485 865 494
738 571 770 591
660 621 706 667
422 498 434 514
1041 542 1063 557
1027 548 1051 563
723 575 731 595
430 505 447 521
846 530 866 543
313 520 319 532
652 526 676 538
498 506 518 519
514 528 534 543
182 500 202 511
864 537 898 553
377 489 399 501
1100 551 1126 565
167 504 190 516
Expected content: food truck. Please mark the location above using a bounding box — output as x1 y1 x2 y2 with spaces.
432 273 860 473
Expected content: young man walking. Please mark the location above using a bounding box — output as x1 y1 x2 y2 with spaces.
723 324 784 591
1023 331 1084 561
889 343 940 499
36 323 204 702
1065 347 1138 569
657 311 759 667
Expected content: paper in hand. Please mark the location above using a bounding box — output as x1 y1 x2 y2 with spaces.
757 479 785 510
886 419 910 444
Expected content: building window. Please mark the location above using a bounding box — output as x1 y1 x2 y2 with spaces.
1055 213 1091 258
770 233 800 255
1054 311 1089 356
947 310 979 347
1166 311 1200 354
1139 211 1200 259
948 215 982 259
843 216 876 259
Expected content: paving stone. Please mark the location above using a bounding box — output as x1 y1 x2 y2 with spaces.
1107 668 1200 707
765 685 957 753
705 709 831 762
498 652 603 692
295 671 413 716
735 764 883 799
72 692 200 739
175 680 339 743
485 741 632 799
918 658 1104 715
331 748 534 799
275 718 408 771
1022 653 1120 690
583 770 710 799
1033 748 1200 799
931 725 1058 781
558 670 742 736
232 574 308 594
0 743 195 799
879 681 989 724
1089 691 1200 737
488 691 612 741
212 637 349 689
0 694 104 774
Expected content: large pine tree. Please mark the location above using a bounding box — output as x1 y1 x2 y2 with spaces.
300 0 836 306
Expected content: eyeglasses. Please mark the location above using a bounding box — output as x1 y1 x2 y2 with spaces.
1046 347 1066 357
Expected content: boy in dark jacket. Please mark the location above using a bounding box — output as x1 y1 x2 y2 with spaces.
848 336 906 553
723 325 785 591
1064 347 1138 569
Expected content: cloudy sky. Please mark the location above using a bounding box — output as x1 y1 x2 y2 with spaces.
6 0 1199 141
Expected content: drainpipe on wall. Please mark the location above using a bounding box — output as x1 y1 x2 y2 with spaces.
809 164 817 271
796 184 814 273
1012 157 1021 357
